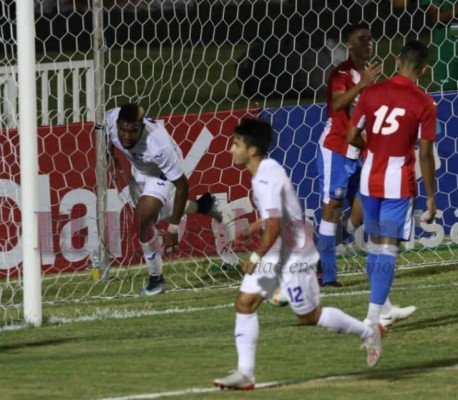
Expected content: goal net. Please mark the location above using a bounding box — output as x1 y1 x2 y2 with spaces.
1 0 457 325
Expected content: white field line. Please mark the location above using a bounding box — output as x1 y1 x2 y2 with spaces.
1 281 456 332
97 363 458 400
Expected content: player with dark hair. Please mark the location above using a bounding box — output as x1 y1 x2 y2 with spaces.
105 103 221 296
213 118 382 391
316 22 381 287
347 40 437 328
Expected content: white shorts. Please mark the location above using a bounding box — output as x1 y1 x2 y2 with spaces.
240 256 320 315
129 169 176 221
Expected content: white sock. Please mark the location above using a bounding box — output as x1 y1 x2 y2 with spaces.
381 298 392 315
345 218 357 235
235 312 258 378
140 241 163 275
317 307 373 339
367 303 383 325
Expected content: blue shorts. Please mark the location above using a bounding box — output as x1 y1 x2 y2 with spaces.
317 147 361 204
361 195 414 241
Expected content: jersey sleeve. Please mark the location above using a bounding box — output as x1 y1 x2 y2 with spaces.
329 69 347 93
418 99 437 142
151 127 184 182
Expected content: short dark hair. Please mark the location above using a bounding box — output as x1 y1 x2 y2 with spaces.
234 118 273 157
118 103 144 123
399 40 429 71
343 22 370 42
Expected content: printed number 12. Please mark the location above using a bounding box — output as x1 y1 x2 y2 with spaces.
287 286 304 303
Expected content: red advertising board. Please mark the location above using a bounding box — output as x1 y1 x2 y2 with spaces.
0 108 257 272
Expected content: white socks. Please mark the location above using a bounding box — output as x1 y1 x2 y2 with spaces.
235 312 259 378
367 303 383 325
317 307 373 340
140 241 163 275
381 298 393 315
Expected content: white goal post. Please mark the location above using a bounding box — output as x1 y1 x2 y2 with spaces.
1 0 457 327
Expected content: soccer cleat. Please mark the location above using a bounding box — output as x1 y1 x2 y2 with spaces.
361 323 383 367
266 287 289 307
196 192 223 222
379 305 416 328
140 274 166 296
316 261 344 287
213 370 255 390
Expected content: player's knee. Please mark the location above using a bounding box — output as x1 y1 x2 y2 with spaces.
296 307 321 326
234 293 262 314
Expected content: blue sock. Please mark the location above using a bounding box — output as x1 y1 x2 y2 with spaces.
370 254 395 304
317 233 337 283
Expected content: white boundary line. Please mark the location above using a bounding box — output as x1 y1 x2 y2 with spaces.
1 281 456 332
98 363 458 400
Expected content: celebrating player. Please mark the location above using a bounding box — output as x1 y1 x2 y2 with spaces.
347 40 437 328
316 23 381 286
105 103 221 296
213 118 383 391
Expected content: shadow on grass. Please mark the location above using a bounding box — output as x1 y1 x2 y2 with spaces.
256 357 458 391
354 357 458 381
0 338 77 352
390 313 458 332
396 264 458 280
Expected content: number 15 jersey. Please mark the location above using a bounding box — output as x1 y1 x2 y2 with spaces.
350 75 437 199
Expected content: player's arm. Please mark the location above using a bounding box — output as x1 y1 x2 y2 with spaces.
162 174 189 251
419 138 436 224
236 218 263 242
331 63 381 112
242 216 281 274
347 125 365 149
169 174 189 225
255 217 281 257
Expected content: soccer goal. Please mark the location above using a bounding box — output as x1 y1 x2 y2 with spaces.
1 0 457 327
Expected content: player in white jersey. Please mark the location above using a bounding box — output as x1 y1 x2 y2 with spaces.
213 118 383 391
105 103 221 296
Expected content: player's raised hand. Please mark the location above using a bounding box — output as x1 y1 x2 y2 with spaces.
360 62 382 88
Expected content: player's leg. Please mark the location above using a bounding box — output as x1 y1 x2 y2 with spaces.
214 265 277 390
364 197 415 326
345 163 363 236
316 148 354 286
135 175 174 296
377 198 416 327
281 263 382 367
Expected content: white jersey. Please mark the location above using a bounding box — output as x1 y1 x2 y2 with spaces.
105 108 184 182
251 158 319 267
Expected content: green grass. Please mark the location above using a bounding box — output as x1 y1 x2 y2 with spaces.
0 264 456 400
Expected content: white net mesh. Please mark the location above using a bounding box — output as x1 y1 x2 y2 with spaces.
1 0 457 324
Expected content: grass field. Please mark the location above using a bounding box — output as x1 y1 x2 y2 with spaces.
0 264 457 400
